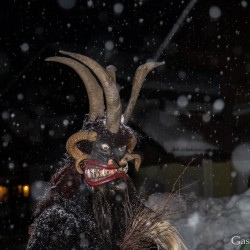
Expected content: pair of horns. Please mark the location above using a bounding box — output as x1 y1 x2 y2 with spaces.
46 50 164 133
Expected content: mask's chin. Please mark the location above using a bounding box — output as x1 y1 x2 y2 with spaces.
83 159 128 187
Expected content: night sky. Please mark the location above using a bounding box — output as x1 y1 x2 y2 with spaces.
1 1 250 248
1 0 250 181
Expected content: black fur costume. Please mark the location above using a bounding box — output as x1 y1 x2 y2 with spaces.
27 165 140 249
27 51 187 250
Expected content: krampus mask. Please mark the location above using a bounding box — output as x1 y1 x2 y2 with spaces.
46 51 164 188
27 52 188 250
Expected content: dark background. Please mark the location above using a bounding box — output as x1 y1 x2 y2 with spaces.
1 0 250 249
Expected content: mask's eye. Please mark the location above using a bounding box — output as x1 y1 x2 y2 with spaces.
101 143 110 151
118 146 126 152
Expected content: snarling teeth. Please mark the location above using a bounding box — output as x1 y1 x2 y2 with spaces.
86 165 128 181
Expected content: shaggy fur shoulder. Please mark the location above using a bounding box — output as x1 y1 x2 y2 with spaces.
27 191 110 250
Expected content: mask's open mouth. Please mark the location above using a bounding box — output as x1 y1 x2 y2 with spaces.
83 159 128 186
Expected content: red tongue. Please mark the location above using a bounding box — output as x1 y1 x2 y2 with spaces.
83 159 127 186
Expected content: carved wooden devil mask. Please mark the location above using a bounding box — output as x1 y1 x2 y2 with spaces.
46 51 164 187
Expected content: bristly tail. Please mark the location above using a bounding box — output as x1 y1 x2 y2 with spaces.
120 206 187 250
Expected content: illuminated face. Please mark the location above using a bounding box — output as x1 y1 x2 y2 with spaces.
83 140 128 186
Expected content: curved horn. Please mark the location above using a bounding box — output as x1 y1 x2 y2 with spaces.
119 153 141 172
45 56 105 121
106 65 117 83
59 50 122 134
123 62 165 124
119 134 141 171
66 131 98 174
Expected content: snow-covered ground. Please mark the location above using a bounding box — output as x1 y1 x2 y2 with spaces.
147 190 250 250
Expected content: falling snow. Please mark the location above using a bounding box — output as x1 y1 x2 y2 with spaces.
2 1 250 249
87 0 93 8
113 3 124 15
8 162 15 170
209 6 222 20
213 99 225 113
20 43 30 52
177 95 188 108
2 111 10 120
30 180 48 199
57 0 76 10
105 40 114 51
202 112 211 123
241 1 248 8
17 93 24 100
232 144 250 174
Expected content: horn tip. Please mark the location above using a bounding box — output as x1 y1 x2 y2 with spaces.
59 50 70 55
45 57 54 62
154 61 165 67
135 164 140 172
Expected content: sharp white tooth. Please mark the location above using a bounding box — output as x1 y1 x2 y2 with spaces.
124 165 128 173
96 170 100 178
101 169 105 177
90 169 95 178
87 170 91 178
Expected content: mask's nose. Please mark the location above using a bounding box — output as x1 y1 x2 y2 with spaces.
109 150 120 165
108 159 114 165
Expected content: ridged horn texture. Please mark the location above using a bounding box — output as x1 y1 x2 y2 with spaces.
45 56 105 121
66 131 98 174
123 61 165 125
106 65 117 83
59 50 122 134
